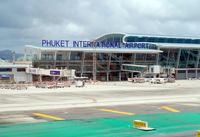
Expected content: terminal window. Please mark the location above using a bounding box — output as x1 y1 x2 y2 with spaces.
17 68 26 72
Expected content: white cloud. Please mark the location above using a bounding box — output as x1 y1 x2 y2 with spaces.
0 0 200 52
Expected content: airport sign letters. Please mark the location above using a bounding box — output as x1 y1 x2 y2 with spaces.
42 40 157 50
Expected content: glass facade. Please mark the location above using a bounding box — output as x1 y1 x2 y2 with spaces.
124 36 200 44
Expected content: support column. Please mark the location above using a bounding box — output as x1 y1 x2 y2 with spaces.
175 70 178 80
120 53 123 81
38 49 42 60
131 53 134 64
156 53 159 65
54 51 57 60
66 51 71 69
196 69 198 79
119 71 121 81
185 70 188 79
81 52 85 77
176 49 181 68
156 47 160 65
195 50 200 78
107 53 111 81
53 51 57 69
166 49 170 66
68 51 71 60
131 72 133 78
195 50 200 68
144 53 147 64
39 74 42 82
93 52 96 81
64 51 68 69
186 49 190 68
133 53 136 64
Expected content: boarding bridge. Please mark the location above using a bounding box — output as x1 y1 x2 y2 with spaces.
121 64 147 73
121 64 148 78
121 64 175 78
26 68 76 78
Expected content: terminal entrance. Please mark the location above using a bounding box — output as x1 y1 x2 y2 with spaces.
121 72 140 81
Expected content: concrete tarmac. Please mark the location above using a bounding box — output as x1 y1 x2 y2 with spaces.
0 80 200 113
0 80 200 137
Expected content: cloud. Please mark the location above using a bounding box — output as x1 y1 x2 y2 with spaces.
0 0 200 52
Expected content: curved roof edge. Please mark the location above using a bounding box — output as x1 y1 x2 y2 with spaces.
95 33 200 41
95 33 125 41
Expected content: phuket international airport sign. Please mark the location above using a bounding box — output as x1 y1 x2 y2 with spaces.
41 40 157 49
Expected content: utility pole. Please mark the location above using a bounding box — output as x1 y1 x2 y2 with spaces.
12 51 16 64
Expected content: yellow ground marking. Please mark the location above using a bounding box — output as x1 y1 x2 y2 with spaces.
33 113 65 120
161 106 180 113
99 108 134 116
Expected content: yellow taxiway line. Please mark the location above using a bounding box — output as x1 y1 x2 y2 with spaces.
99 108 134 116
161 106 180 113
33 113 65 120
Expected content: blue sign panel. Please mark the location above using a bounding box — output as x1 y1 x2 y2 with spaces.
50 70 60 76
0 74 10 78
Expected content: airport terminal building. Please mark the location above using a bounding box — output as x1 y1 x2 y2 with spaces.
25 33 200 81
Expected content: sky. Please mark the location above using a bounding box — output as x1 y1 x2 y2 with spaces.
0 0 200 53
